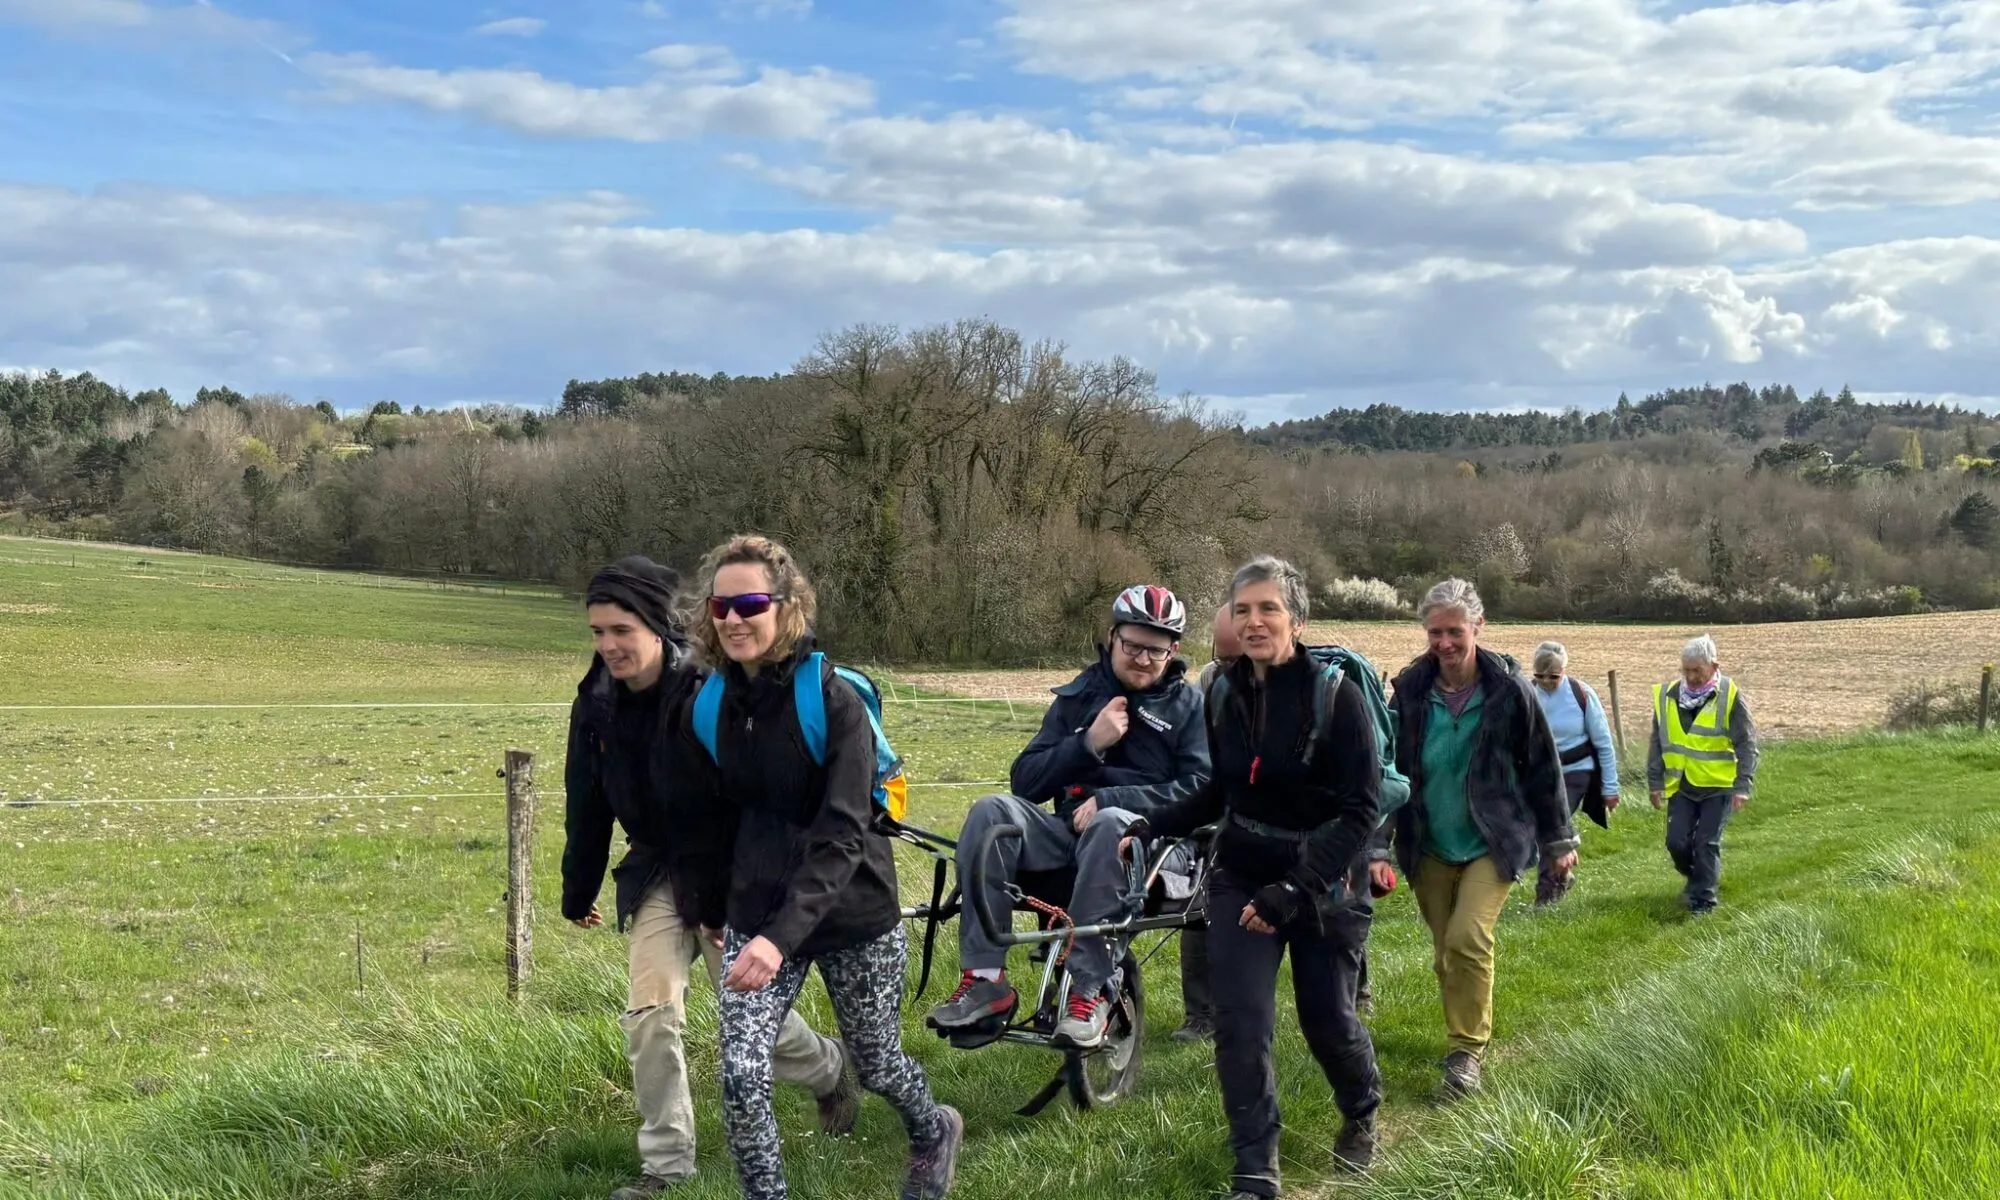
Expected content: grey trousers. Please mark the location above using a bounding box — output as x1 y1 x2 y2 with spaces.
955 793 1138 996
1666 787 1735 911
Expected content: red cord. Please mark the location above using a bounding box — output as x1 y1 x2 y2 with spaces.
1018 895 1077 967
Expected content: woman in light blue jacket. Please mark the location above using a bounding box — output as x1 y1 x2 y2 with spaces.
1529 640 1619 906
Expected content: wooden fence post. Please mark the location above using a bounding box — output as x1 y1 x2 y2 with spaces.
1980 664 1994 735
1607 669 1629 765
503 749 537 1002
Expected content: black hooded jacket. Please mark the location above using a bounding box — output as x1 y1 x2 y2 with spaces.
706 641 902 961
1384 646 1578 883
560 647 735 931
1008 649 1211 819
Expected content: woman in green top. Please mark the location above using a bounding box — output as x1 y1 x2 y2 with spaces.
1382 579 1577 1099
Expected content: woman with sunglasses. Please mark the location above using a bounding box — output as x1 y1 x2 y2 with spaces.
693 535 963 1200
1528 640 1619 906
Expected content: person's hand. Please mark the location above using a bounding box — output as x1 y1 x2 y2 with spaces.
1070 796 1099 833
1086 698 1130 754
1239 902 1277 935
1549 850 1578 876
1603 793 1620 812
570 905 604 930
1368 861 1398 895
699 926 725 949
1649 790 1665 810
724 935 783 992
1731 793 1748 813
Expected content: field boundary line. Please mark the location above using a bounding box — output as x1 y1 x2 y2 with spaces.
0 698 1048 711
3 782 1007 809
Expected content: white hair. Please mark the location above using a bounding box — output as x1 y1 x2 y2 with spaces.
1418 577 1484 625
1681 633 1719 665
1533 640 1567 675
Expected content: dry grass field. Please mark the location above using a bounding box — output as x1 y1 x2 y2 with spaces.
895 610 2000 740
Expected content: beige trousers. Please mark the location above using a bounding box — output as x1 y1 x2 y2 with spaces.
623 881 844 1180
1411 854 1513 1059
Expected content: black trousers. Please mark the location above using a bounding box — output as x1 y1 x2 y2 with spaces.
1207 870 1381 1199
1666 787 1734 910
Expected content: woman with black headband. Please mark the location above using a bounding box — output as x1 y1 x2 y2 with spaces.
559 555 855 1200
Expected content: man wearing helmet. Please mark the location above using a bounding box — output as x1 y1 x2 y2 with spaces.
927 584 1212 1049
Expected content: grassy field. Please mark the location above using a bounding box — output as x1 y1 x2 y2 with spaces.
3 539 1998 1199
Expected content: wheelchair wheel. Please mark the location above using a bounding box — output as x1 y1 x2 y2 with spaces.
1072 949 1144 1107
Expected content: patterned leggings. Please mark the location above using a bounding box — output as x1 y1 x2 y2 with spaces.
720 924 945 1200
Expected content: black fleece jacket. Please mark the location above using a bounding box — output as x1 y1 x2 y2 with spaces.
561 652 732 930
1383 646 1578 883
1141 647 1380 902
1007 650 1210 819
708 643 901 961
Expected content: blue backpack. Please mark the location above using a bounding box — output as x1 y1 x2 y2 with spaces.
691 652 910 822
1205 645 1411 819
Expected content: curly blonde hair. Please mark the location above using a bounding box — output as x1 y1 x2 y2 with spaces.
691 534 819 669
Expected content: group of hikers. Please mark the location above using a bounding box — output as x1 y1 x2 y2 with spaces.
561 536 1760 1200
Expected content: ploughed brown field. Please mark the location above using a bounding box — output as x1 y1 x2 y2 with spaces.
892 610 2000 741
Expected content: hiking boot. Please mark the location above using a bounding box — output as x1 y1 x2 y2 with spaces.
1436 1050 1483 1101
1211 1191 1271 1200
815 1042 859 1136
608 1175 680 1200
1053 992 1109 1050
900 1104 964 1200
926 973 1016 1031
1171 1015 1214 1043
1332 1116 1376 1173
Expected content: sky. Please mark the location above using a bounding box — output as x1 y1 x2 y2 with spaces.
1 0 1997 423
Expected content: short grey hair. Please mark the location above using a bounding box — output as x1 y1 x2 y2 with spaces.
1418 577 1485 625
1533 641 1567 676
1229 555 1310 627
1681 633 1719 665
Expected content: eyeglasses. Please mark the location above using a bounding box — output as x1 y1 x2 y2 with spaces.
708 593 784 621
1532 672 1563 683
1113 633 1174 664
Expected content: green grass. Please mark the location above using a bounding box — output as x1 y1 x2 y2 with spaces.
3 538 1998 1199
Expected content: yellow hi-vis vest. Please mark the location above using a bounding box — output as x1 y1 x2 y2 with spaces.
1653 677 1740 799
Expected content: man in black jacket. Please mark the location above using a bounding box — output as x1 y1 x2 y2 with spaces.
926 585 1210 1051
560 558 851 1200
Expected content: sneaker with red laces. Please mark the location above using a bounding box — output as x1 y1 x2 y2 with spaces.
1053 991 1109 1050
925 972 1017 1031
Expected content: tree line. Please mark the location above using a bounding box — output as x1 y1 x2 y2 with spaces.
4 322 1997 663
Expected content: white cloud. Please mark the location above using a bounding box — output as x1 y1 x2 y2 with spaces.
308 51 872 141
472 17 546 38
0 0 296 55
7 183 1997 413
723 0 810 18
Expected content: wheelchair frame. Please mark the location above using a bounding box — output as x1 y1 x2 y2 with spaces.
878 811 1213 1114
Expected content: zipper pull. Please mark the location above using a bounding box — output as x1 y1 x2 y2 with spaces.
1250 755 1262 785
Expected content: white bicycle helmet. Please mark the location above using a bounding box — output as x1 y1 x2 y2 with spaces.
1110 584 1187 639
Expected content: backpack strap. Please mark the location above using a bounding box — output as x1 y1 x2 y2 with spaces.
1568 675 1589 712
1298 659 1346 766
692 670 725 763
793 651 830 766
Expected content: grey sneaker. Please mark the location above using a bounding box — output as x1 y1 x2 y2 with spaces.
900 1105 964 1200
1437 1050 1483 1101
1171 1016 1214 1043
926 973 1017 1030
608 1175 679 1200
816 1042 859 1136
1332 1116 1376 1172
1053 993 1109 1050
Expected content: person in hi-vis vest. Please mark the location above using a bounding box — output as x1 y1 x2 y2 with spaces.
1647 634 1759 916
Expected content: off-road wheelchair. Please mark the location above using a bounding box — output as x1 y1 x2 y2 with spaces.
877 810 1215 1115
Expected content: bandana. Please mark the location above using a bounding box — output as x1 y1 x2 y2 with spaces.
1678 676 1719 712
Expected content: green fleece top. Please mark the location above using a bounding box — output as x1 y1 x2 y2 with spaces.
1421 686 1490 864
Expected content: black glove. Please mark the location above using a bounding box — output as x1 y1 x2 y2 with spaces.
1251 879 1305 927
